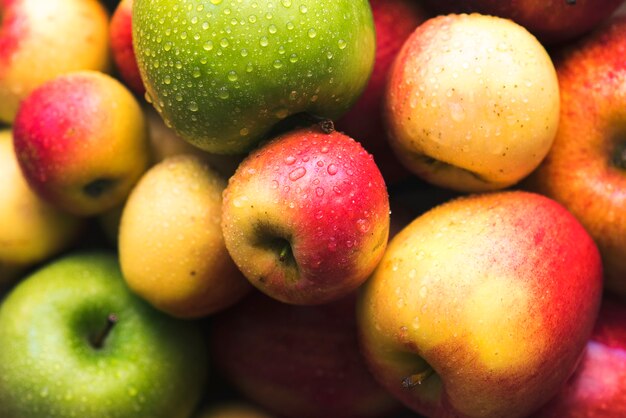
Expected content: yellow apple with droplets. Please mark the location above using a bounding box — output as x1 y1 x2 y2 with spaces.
119 154 251 318
385 13 560 192
357 191 603 418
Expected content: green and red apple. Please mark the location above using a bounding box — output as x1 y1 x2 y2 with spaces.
12 71 150 217
221 126 390 305
0 129 83 285
422 0 625 45
385 13 560 192
358 191 603 418
524 16 626 300
0 252 208 418
0 0 110 123
210 291 400 418
119 154 251 318
132 0 376 154
110 0 146 96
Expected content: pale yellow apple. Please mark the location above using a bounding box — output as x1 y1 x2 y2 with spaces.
385 13 560 192
119 154 250 318
357 191 603 418
0 130 82 285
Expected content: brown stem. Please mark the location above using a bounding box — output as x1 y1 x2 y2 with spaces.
90 313 118 349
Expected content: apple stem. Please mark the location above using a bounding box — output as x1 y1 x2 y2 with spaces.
279 244 291 263
300 113 334 134
401 366 434 388
90 313 118 349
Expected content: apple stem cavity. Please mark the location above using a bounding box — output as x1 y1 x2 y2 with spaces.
83 178 116 198
89 313 118 349
401 366 434 389
612 142 626 170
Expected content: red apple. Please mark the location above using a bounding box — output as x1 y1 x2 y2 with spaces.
358 191 603 418
335 0 429 185
533 296 626 417
109 0 146 96
523 16 626 300
221 125 390 305
0 0 110 123
12 71 150 217
422 0 625 45
210 290 400 418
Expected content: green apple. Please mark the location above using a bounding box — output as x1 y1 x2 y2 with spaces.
133 0 376 154
0 252 208 418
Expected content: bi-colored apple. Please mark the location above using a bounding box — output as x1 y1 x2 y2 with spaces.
385 13 560 192
221 125 390 305
110 0 145 96
12 71 150 217
357 191 603 418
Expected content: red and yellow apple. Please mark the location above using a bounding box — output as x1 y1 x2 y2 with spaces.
210 291 400 418
422 0 625 45
357 191 603 418
524 16 626 300
534 296 626 418
12 71 150 217
335 0 429 185
119 154 251 318
109 0 145 97
0 0 110 123
221 125 390 305
385 13 560 192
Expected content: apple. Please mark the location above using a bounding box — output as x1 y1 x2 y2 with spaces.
110 0 146 96
0 0 110 123
421 0 625 45
0 129 83 286
533 295 626 417
335 0 430 185
209 290 400 418
119 154 251 318
523 16 626 300
357 191 603 418
194 402 273 418
12 70 151 217
0 251 208 418
221 125 390 305
132 0 376 154
385 13 560 193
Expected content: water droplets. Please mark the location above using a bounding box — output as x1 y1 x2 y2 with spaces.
337 39 347 50
307 28 317 38
260 36 269 47
203 41 213 51
289 167 306 181
326 164 338 175
284 155 296 165
188 101 199 112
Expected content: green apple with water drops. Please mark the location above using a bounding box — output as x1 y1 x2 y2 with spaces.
0 252 208 418
133 0 376 154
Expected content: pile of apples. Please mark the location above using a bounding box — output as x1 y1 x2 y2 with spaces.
1 0 626 417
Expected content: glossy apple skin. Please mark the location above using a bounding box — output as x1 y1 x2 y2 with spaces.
0 252 208 418
357 191 603 418
210 291 400 418
221 126 390 305
335 0 429 185
110 0 146 96
422 0 625 45
13 71 150 217
0 130 83 285
534 296 626 417
0 0 110 123
119 155 251 318
385 13 560 192
524 16 626 300
133 0 375 154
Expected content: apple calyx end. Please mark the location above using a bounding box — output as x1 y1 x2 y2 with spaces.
611 142 626 170
83 177 117 198
401 366 434 389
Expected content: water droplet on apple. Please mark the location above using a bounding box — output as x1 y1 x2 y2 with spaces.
284 156 296 165
328 241 337 251
356 219 370 233
333 186 341 194
273 59 283 69
337 39 347 50
239 127 249 136
307 28 317 38
228 70 238 81
327 164 338 175
210 0 222 4
260 36 269 47
288 167 306 181
203 41 214 51
281 0 292 7
300 5 308 13
188 101 199 112
315 210 323 219
268 24 277 34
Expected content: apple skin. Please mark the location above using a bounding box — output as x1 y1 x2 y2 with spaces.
0 0 110 123
119 154 251 318
0 129 83 286
422 0 625 46
194 402 273 418
385 13 560 193
110 0 146 96
209 291 400 418
132 0 376 154
533 296 626 418
357 191 603 418
12 70 150 217
523 16 626 300
0 251 208 418
221 126 390 305
335 0 429 185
